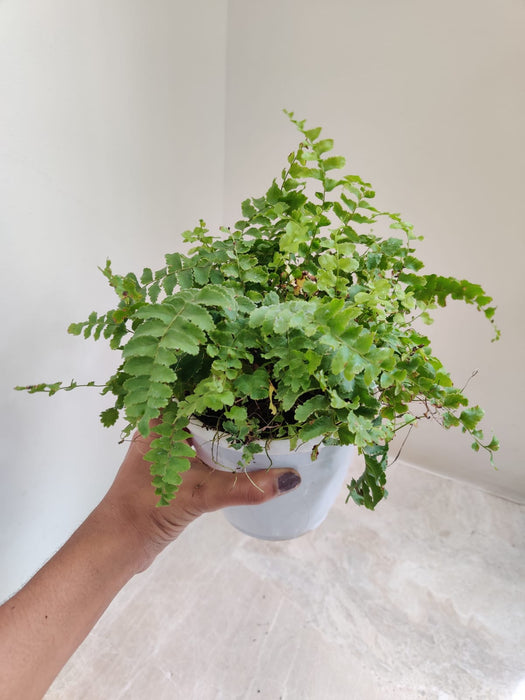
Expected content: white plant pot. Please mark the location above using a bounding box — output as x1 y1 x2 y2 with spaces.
188 420 356 541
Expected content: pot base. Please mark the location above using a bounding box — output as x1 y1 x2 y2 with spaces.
223 510 331 541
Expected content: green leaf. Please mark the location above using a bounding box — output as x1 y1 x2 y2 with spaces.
314 139 334 155
241 199 257 218
196 285 237 311
346 444 388 510
243 266 268 284
123 356 155 376
68 322 85 336
266 181 282 204
177 269 194 289
134 303 177 324
443 411 460 428
148 281 161 302
124 380 173 407
299 415 336 442
150 364 177 383
181 302 215 331
226 405 248 422
459 406 484 431
252 196 267 211
263 291 279 306
163 274 177 295
112 308 129 324
294 395 330 422
122 335 159 359
234 369 270 400
140 267 153 285
193 264 211 286
289 163 322 180
323 156 346 171
165 441 196 458
486 436 499 451
165 252 182 269
137 406 163 436
331 346 349 375
160 321 205 355
133 319 169 339
305 126 322 141
280 220 308 254
100 407 119 427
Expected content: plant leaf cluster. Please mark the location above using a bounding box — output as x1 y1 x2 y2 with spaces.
17 111 499 508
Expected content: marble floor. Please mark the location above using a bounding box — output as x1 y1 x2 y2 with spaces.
45 460 525 700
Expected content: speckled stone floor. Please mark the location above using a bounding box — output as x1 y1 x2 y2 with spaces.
45 459 525 700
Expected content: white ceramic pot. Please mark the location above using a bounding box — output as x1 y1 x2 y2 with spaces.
188 420 356 541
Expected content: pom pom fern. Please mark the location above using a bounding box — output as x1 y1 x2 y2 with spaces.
17 112 499 508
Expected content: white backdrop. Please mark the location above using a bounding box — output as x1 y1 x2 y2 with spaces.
1 0 524 602
0 0 228 601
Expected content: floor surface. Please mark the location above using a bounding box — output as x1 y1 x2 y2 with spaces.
45 460 525 700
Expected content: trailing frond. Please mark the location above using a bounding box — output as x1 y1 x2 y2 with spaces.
346 444 389 509
122 295 217 435
144 409 195 505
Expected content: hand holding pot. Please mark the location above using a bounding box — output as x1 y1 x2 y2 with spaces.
105 429 303 568
0 429 300 700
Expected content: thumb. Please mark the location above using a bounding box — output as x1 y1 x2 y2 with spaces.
211 468 302 510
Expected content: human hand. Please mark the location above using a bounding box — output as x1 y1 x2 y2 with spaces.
100 428 301 571
0 426 302 700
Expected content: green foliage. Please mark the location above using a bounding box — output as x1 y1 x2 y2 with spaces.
17 111 500 509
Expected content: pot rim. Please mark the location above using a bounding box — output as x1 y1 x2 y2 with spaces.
187 417 325 456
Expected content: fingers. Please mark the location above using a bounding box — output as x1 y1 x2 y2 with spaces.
198 467 302 511
126 429 302 515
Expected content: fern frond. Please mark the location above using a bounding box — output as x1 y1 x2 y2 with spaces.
144 411 195 505
121 294 222 435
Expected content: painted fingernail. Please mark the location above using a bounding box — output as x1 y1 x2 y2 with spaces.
277 472 301 493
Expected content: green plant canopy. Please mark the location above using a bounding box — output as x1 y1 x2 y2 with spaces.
17 112 499 509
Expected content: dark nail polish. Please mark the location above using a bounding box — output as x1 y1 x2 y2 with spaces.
278 472 301 493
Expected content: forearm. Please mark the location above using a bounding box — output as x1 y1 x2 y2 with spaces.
0 501 147 700
0 431 299 700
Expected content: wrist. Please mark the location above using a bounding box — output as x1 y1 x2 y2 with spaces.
95 483 184 574
91 498 158 576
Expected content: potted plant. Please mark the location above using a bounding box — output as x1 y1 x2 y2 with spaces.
17 111 499 539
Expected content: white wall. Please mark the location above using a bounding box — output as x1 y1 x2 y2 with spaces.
224 0 525 502
0 0 228 601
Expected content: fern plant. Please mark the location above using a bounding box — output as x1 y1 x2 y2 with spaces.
17 111 499 508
